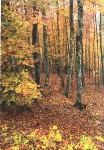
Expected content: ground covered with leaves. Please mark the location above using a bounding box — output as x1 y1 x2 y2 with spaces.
0 74 104 150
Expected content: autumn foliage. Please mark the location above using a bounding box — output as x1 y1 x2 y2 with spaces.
1 0 104 149
1 1 41 105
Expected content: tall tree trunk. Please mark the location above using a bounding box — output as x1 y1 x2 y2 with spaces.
0 53 2 101
92 4 97 89
85 30 88 74
33 52 40 85
65 0 74 97
100 13 104 85
51 13 57 54
94 4 99 90
88 36 91 78
82 39 85 87
42 9 50 85
51 13 57 72
94 51 97 89
32 24 38 45
74 0 83 108
56 0 64 87
56 0 60 54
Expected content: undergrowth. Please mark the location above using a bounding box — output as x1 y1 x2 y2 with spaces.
0 125 101 150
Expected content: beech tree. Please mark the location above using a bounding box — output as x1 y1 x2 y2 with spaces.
42 8 50 85
100 13 104 85
74 0 84 108
1 0 104 110
1 0 41 106
65 0 74 97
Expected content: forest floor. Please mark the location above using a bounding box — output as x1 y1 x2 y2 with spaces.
0 73 104 149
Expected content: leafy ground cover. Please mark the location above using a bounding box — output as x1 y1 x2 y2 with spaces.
0 74 104 150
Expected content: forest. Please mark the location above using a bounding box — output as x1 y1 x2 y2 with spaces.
0 0 104 149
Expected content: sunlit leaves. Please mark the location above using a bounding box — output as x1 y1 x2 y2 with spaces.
1 2 40 105
76 135 98 150
0 125 99 150
15 70 41 101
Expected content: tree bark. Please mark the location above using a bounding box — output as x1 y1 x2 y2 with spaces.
100 13 104 85
65 0 74 97
32 24 38 45
74 0 83 107
42 9 50 85
33 52 40 85
56 0 64 87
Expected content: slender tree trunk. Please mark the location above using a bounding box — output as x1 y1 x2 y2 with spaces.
100 13 104 85
97 54 100 91
56 0 64 87
92 4 97 89
96 10 100 90
73 39 76 71
94 4 99 90
42 9 50 85
62 17 69 75
0 53 2 101
51 13 57 54
56 0 60 54
88 36 91 78
50 13 57 72
65 0 74 97
85 33 88 74
47 33 53 73
32 24 38 45
94 51 97 89
74 0 83 107
33 52 40 85
82 40 85 87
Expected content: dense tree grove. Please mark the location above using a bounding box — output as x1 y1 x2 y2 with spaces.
1 0 104 150
1 0 104 107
